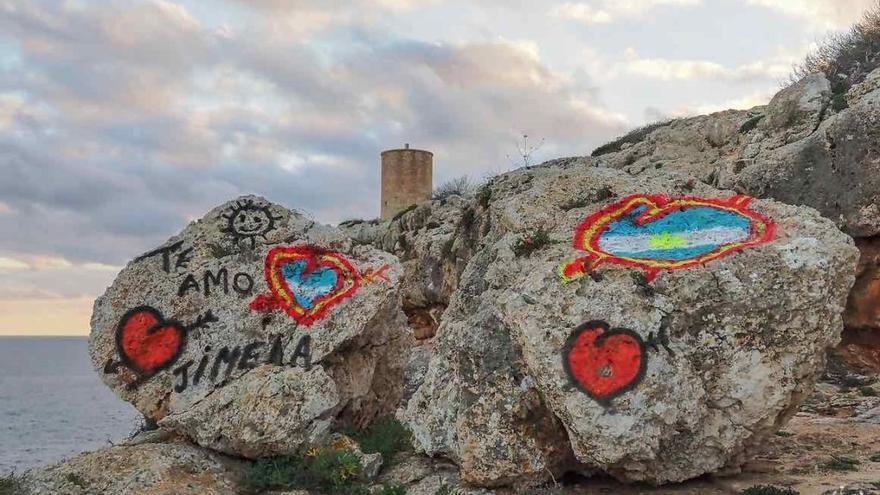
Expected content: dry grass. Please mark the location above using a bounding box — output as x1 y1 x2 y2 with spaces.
792 3 880 99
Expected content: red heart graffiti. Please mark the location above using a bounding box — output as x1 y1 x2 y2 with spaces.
115 306 185 377
563 321 647 403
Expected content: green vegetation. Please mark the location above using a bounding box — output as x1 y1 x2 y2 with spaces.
774 430 794 438
792 5 880 99
861 385 877 396
435 484 457 495
476 184 492 208
739 114 764 134
392 204 418 222
242 449 366 494
741 485 798 495
0 473 24 495
870 452 880 462
822 455 860 472
344 416 413 463
591 119 676 157
513 229 552 257
64 472 88 489
377 485 406 495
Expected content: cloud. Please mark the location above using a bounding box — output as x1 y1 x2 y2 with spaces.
579 47 800 83
745 0 877 31
644 89 777 120
620 48 793 81
551 0 701 25
0 0 626 274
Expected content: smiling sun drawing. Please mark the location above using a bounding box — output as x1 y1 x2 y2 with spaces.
220 199 284 248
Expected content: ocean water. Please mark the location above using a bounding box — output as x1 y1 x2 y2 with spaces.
0 337 141 474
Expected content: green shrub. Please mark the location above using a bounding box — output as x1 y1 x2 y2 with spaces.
476 185 492 208
377 485 406 495
775 431 794 437
241 450 367 494
870 452 880 462
345 416 412 463
0 473 24 495
739 115 764 134
513 229 552 257
822 455 860 471
741 485 798 495
591 119 676 157
391 204 418 222
64 472 88 489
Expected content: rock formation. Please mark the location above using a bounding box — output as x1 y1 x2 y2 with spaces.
88 196 410 458
16 70 878 495
400 164 858 486
591 68 880 336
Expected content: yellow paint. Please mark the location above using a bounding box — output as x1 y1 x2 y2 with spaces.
648 232 687 249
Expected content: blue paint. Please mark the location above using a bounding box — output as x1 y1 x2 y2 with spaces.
281 260 338 309
611 245 721 261
602 206 751 239
599 205 753 261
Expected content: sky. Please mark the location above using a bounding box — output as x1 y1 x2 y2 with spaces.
0 0 876 335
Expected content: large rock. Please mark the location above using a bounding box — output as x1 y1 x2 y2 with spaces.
89 196 409 458
593 71 879 238
22 442 244 495
341 195 477 340
404 162 858 486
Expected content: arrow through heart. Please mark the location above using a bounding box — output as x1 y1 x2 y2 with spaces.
104 306 217 389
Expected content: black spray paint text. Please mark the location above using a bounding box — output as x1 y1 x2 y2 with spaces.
172 334 311 393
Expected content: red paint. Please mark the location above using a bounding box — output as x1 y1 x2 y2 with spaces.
563 321 647 402
252 246 361 326
560 194 777 283
116 307 185 377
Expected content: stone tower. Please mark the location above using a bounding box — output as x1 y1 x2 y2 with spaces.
380 144 433 220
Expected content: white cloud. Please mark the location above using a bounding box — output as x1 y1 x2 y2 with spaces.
646 90 776 119
627 54 790 81
551 0 701 25
590 47 798 82
745 0 877 31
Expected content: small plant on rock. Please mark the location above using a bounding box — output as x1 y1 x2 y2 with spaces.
0 473 24 495
822 455 860 472
514 229 552 257
344 416 413 463
242 449 368 494
741 485 799 495
377 484 406 495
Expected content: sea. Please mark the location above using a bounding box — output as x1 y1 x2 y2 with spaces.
0 337 141 474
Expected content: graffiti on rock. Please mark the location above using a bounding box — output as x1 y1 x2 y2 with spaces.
563 320 648 405
559 194 776 283
220 198 284 248
104 306 217 389
250 245 390 326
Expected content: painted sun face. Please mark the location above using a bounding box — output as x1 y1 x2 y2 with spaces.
232 208 271 235
221 199 284 248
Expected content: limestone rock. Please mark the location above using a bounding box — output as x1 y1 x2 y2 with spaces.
594 71 880 238
22 442 244 495
405 162 858 486
89 195 409 458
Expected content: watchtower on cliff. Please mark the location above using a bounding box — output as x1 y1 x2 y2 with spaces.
380 144 433 220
